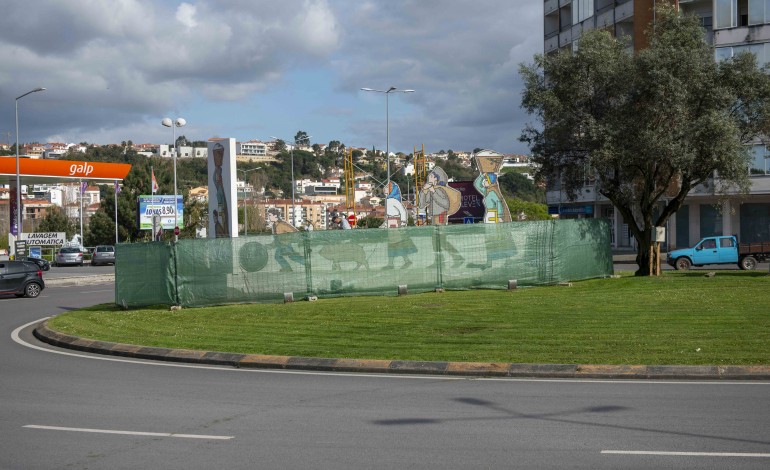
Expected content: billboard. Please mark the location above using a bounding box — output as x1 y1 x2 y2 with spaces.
448 181 485 224
138 195 184 230
208 138 238 238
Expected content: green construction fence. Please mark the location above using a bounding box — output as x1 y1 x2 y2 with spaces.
115 218 613 308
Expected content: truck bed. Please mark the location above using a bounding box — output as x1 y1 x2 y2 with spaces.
738 242 770 255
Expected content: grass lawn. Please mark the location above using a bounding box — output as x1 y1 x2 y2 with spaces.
49 271 770 366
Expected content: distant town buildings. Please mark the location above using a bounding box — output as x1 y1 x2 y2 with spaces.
3 133 535 235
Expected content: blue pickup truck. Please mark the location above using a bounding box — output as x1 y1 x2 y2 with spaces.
666 236 770 270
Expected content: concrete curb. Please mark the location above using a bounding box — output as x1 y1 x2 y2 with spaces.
32 321 770 380
44 275 114 287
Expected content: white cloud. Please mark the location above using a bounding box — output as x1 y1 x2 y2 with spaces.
176 3 199 29
0 0 542 153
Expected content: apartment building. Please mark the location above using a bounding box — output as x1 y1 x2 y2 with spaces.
543 0 770 249
237 140 268 157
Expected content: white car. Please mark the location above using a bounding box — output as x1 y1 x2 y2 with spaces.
54 247 83 267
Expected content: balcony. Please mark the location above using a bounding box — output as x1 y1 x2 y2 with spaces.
545 0 559 16
615 0 633 23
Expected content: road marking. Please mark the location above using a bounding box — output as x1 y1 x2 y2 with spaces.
24 425 233 440
602 450 770 458
12 318 770 384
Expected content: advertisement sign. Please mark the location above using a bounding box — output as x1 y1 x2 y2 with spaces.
14 240 27 258
0 159 131 180
208 138 238 238
29 246 42 259
9 187 18 236
21 232 67 246
447 181 485 224
138 195 184 230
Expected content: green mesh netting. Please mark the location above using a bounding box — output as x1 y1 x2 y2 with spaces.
115 218 613 308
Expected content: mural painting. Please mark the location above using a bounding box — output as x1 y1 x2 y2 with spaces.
473 150 512 223
207 138 238 238
418 167 464 268
266 207 305 272
383 182 417 269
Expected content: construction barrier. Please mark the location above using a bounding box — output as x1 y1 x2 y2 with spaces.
115 218 613 308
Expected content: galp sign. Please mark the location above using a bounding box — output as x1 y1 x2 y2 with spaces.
69 163 94 176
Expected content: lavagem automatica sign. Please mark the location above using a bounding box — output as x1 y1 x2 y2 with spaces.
21 232 67 246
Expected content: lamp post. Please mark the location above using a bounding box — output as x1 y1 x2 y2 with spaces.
360 87 414 207
161 117 186 241
237 167 261 236
15 87 46 240
272 135 311 227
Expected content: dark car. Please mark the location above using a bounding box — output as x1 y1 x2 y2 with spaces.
21 257 50 271
0 261 45 298
91 245 116 266
54 246 83 267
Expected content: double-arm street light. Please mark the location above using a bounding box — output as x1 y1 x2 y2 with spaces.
15 87 46 239
360 86 415 204
271 135 311 227
162 117 186 241
237 167 262 236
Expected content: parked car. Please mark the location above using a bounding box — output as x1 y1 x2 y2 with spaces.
21 256 50 271
54 247 84 267
0 260 45 298
91 245 116 266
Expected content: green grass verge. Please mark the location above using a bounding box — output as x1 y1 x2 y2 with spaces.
49 271 770 365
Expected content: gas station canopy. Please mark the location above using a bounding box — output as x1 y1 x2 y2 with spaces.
0 157 131 184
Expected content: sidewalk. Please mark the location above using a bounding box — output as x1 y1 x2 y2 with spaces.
32 321 770 380
612 250 638 264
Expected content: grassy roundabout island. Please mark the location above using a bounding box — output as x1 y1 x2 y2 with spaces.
49 271 770 366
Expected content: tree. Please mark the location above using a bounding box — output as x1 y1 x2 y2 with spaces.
175 135 189 147
519 5 770 275
505 198 550 221
294 131 310 146
38 206 76 239
87 211 115 246
498 172 545 203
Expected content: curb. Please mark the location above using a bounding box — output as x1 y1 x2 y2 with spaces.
44 275 114 287
32 321 770 380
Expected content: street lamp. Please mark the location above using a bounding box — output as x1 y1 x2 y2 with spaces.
360 86 414 207
15 87 46 240
162 117 186 241
237 167 262 236
271 135 311 227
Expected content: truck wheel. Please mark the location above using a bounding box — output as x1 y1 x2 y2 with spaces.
675 257 691 271
739 256 757 270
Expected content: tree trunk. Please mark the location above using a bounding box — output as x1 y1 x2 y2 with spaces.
635 232 654 276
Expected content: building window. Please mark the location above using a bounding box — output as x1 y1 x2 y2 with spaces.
716 43 770 68
740 203 770 242
715 0 737 29
748 144 770 175
700 204 723 238
676 205 690 248
572 0 594 24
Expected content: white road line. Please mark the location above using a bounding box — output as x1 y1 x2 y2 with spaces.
602 450 770 458
23 425 233 440
12 318 770 384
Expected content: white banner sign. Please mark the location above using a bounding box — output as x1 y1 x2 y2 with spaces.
21 232 67 246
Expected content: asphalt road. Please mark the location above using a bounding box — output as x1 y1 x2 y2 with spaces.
2 281 770 469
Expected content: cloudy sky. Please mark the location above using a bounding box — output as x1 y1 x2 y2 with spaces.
0 0 543 155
